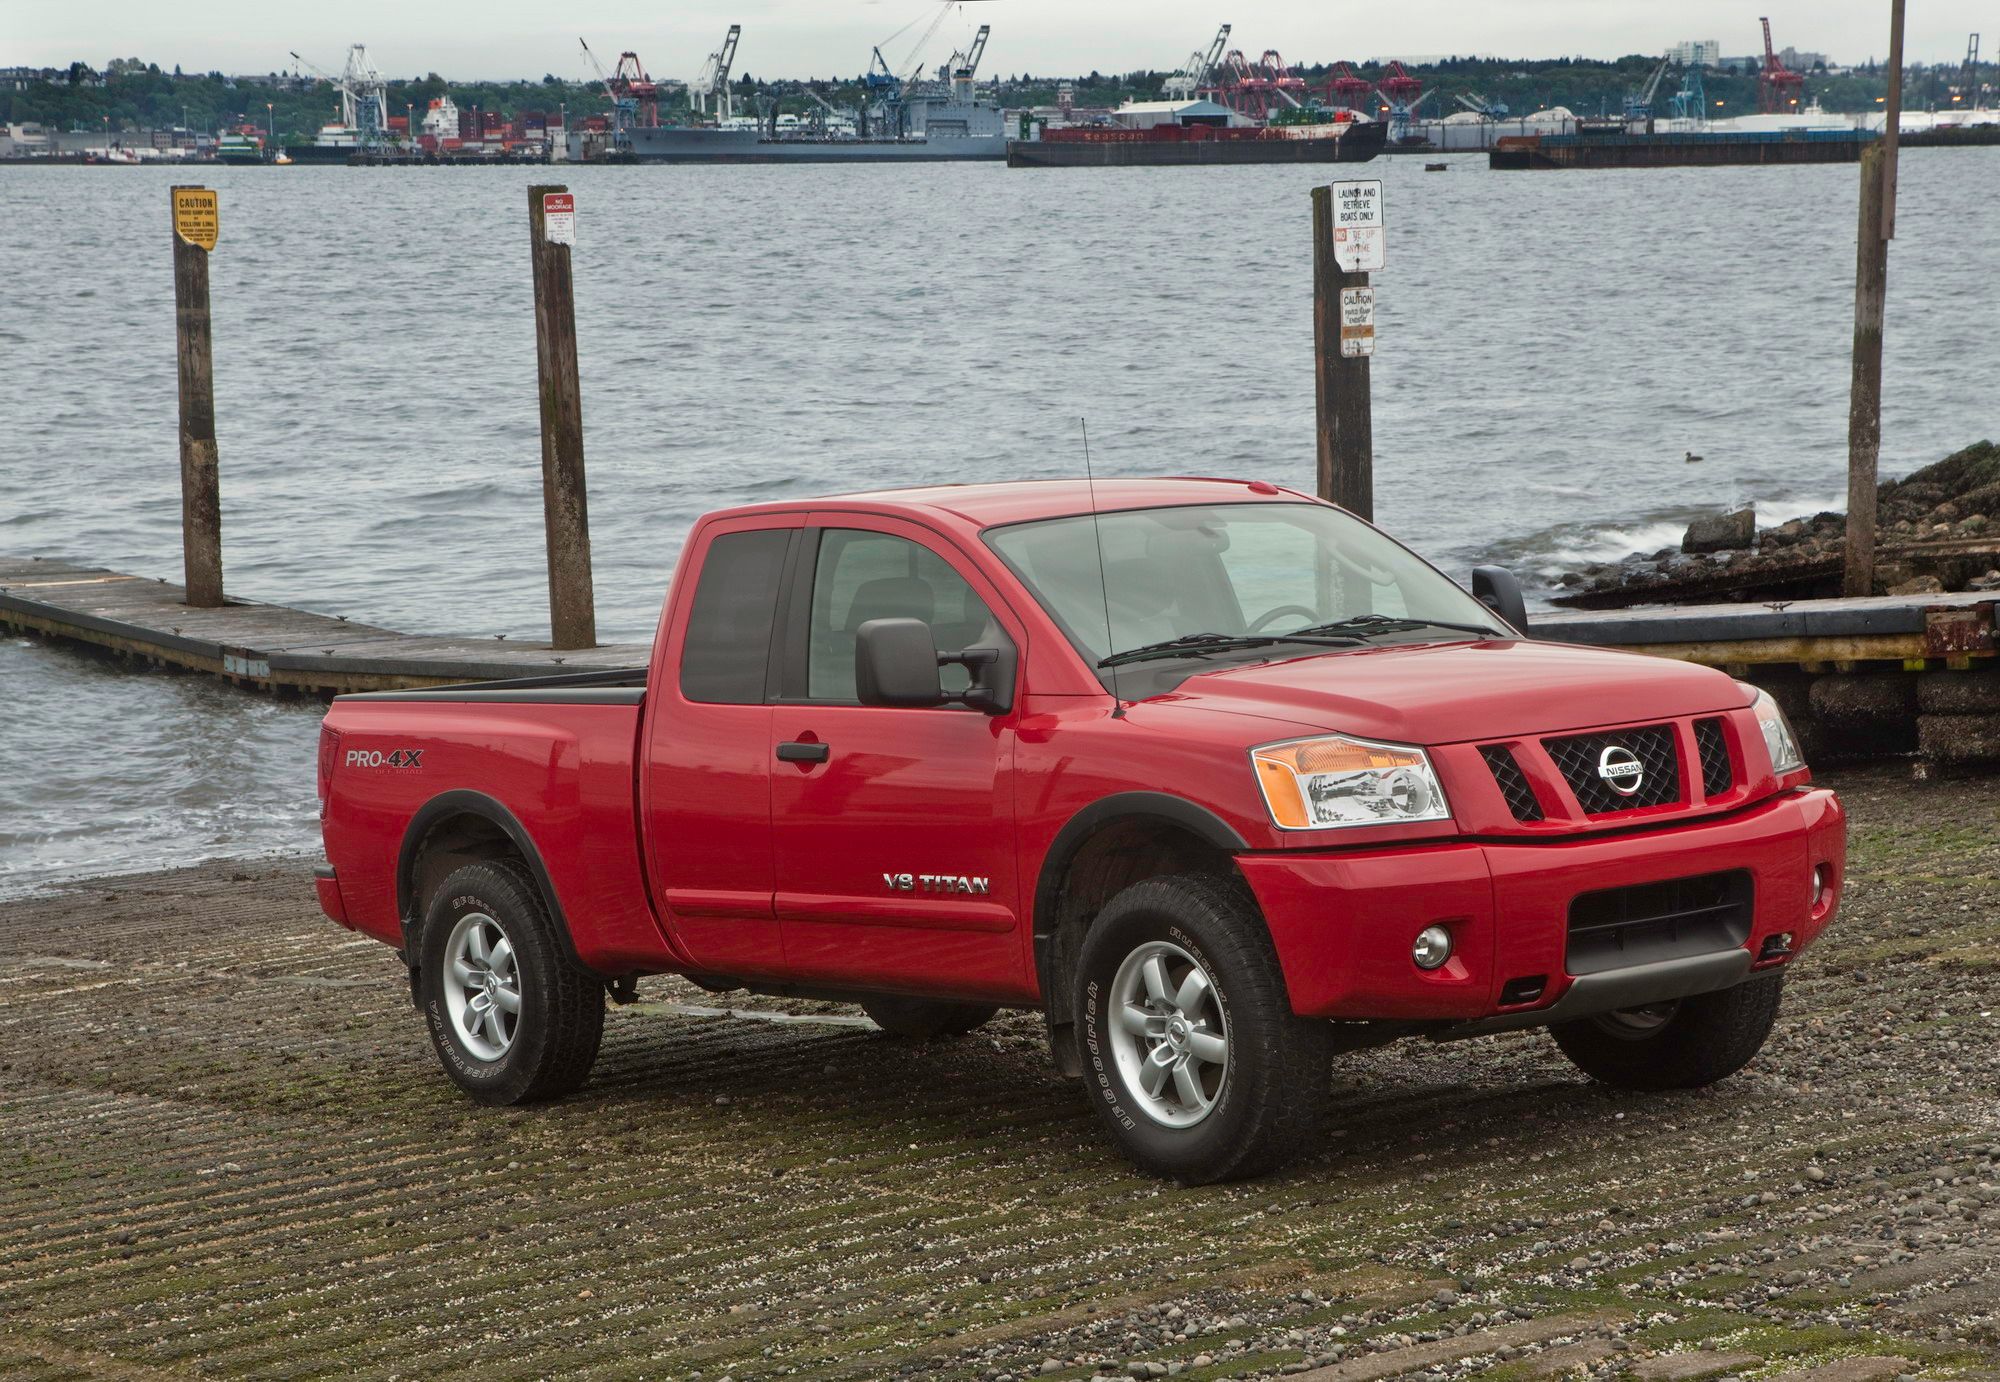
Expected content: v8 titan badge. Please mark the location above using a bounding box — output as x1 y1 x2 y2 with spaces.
1328 178 1384 273
172 187 219 252
542 191 575 246
1339 286 1376 358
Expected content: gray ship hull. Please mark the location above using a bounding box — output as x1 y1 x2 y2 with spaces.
571 126 1006 163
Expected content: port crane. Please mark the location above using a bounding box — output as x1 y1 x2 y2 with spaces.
693 24 741 122
1324 61 1374 112
1953 33 1984 106
1374 60 1431 141
1624 56 1672 123
1218 46 1303 119
1162 24 1230 102
288 45 388 152
579 40 639 153
1669 61 1708 122
866 1 996 135
1452 91 1509 119
1757 17 1806 113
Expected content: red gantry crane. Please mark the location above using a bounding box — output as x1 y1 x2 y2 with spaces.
1758 17 1807 113
610 52 660 127
1323 60 1374 112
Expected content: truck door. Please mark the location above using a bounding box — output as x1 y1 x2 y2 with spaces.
768 517 1027 999
640 516 800 980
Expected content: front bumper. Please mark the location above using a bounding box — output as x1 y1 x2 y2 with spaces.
1238 788 1844 1023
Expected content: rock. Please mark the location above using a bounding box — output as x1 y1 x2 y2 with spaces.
1041 1361 1064 1376
1632 1352 1764 1380
1961 513 1990 535
1762 1358 1912 1382
1886 575 1944 595
1683 508 1755 554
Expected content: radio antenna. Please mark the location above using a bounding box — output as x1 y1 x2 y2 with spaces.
1080 417 1123 712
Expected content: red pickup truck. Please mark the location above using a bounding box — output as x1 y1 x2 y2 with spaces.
316 478 1844 1182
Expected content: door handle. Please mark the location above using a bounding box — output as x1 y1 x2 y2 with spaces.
776 740 830 763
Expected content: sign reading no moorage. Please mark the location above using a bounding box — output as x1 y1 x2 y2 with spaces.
1328 178 1384 273
542 191 575 246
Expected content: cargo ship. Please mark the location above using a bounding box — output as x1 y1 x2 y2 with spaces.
1007 100 1385 168
571 22 1006 163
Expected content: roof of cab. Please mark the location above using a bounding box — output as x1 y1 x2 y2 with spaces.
708 477 1320 531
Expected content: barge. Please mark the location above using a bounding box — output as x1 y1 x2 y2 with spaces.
1491 126 1876 170
1009 112 1385 168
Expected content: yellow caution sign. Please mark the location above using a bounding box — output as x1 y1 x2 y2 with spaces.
173 187 219 251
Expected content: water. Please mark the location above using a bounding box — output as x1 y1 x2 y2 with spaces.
2 153 1995 894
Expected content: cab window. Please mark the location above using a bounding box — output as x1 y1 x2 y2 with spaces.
678 529 790 704
805 530 997 701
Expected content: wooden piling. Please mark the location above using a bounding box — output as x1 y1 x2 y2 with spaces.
527 184 597 650
171 186 223 608
1843 1 1904 599
1311 184 1372 520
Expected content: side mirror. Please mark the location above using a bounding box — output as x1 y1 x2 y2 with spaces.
855 617 1018 715
1470 566 1529 635
855 618 944 708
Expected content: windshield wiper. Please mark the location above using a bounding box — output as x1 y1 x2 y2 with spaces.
1098 630 1365 669
1287 613 1502 641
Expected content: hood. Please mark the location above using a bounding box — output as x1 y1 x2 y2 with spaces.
1153 638 1750 744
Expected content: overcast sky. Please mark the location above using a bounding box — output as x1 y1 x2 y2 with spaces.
9 2 1984 82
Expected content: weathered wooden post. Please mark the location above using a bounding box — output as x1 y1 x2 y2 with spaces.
527 184 597 650
1843 0 1905 598
1311 180 1381 520
170 185 224 608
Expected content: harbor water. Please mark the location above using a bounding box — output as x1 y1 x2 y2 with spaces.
2 152 1996 894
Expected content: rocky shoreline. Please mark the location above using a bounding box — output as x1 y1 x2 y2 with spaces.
1553 441 2000 609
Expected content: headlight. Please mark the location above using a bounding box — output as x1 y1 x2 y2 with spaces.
1250 734 1452 831
1749 687 1805 775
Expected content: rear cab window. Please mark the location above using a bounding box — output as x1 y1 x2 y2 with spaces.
678 529 791 704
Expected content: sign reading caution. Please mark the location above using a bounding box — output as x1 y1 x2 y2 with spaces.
173 187 219 252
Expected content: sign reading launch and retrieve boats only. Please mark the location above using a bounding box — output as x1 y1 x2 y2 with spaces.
541 191 576 245
1328 179 1384 273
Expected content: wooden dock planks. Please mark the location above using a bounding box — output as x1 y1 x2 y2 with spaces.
0 556 646 693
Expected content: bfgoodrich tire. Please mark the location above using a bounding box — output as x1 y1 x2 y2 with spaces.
861 996 999 1039
1073 874 1332 1184
418 861 605 1105
1550 974 1783 1091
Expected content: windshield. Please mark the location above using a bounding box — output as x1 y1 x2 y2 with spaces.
985 501 1502 680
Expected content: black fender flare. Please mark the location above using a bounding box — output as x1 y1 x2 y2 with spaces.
395 789 601 977
1030 792 1249 1025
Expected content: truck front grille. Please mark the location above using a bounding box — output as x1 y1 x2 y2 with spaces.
1543 724 1680 814
1567 869 1754 976
1480 745 1544 822
1694 717 1733 798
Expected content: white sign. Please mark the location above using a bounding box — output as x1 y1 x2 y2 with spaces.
1339 286 1376 357
1328 178 1385 273
542 191 576 246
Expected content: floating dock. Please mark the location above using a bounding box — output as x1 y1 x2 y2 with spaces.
0 557 644 694
6 553 1998 698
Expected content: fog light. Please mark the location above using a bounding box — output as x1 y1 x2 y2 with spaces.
1810 864 1833 919
1413 925 1453 971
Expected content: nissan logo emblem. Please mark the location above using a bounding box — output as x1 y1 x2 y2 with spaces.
1597 745 1645 796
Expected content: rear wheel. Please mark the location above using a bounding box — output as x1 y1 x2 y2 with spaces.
418 862 604 1105
1073 874 1332 1184
861 996 999 1039
1549 975 1783 1091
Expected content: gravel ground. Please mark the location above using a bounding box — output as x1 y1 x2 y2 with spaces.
2 763 1998 1381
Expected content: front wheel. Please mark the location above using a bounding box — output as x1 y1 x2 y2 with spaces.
418 861 605 1105
1549 975 1783 1091
1073 874 1332 1184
